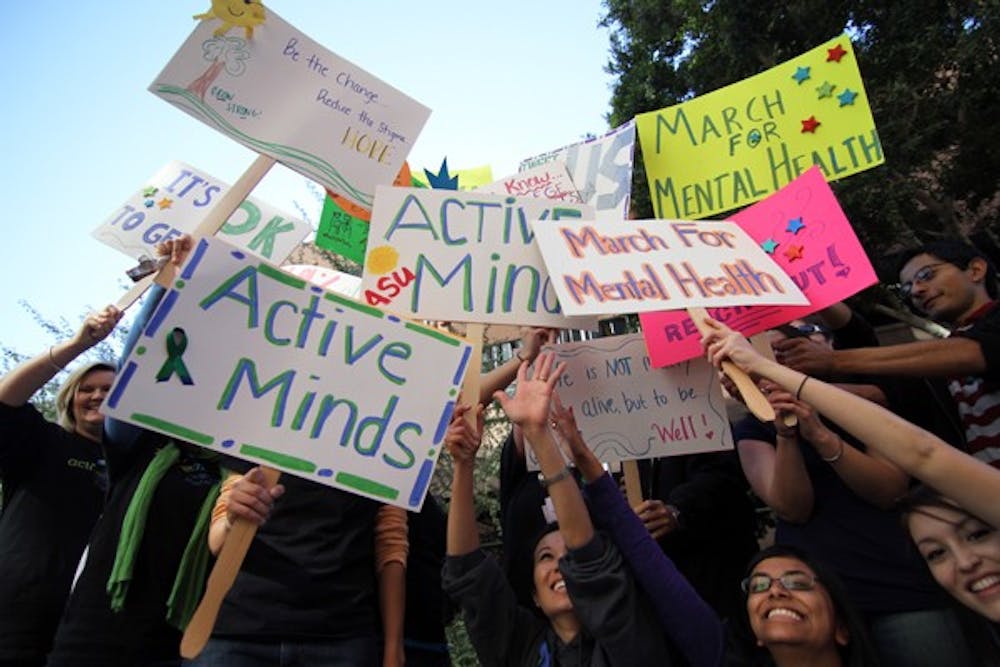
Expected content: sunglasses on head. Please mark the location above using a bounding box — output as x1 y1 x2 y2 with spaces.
776 323 830 340
741 571 819 595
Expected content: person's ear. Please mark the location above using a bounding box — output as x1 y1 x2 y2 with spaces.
834 620 850 647
966 257 989 284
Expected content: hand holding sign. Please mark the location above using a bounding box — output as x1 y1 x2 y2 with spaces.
690 307 774 422
181 467 281 659
114 155 278 312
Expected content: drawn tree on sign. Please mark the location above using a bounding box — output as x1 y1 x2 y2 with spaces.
187 36 251 101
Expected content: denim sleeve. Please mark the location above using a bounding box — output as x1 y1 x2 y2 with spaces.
103 285 166 451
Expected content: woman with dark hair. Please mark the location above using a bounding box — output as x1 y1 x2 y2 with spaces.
442 353 677 666
548 395 727 667
701 316 1000 662
898 486 1000 659
729 319 968 665
730 544 881 667
0 306 120 666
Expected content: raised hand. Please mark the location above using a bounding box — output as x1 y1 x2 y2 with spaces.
444 404 484 467
763 384 832 445
156 234 194 268
72 305 123 349
551 393 603 481
701 318 768 376
493 352 567 433
772 336 835 376
517 326 558 364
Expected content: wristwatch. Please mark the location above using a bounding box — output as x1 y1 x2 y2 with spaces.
666 504 682 527
537 465 573 489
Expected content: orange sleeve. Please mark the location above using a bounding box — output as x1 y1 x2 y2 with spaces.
374 504 409 573
210 472 242 526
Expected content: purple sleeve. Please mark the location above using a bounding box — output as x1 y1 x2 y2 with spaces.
584 472 726 667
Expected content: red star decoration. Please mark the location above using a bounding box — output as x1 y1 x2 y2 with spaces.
801 116 821 133
827 44 847 62
784 245 805 262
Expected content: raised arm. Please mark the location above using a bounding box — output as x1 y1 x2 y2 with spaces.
445 404 485 557
550 396 725 667
724 378 814 522
479 327 555 405
737 431 814 523
105 235 195 449
765 385 909 508
493 353 593 549
0 305 121 407
775 335 986 379
703 318 1000 527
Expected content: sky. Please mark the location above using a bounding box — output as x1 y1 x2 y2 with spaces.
0 1 615 355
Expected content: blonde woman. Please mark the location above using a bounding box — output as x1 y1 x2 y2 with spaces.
0 306 120 666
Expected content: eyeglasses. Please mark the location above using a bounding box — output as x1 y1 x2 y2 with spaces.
741 571 819 595
896 263 948 300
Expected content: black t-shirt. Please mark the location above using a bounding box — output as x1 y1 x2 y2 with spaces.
733 416 946 615
46 432 220 666
0 402 106 663
211 457 380 641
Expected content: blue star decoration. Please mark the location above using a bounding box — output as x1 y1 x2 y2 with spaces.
424 158 460 190
837 89 858 107
792 66 811 84
786 217 806 234
761 238 779 254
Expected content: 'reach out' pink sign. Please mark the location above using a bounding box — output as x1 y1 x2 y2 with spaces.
640 166 877 368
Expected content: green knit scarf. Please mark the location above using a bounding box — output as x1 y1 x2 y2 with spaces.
106 442 222 630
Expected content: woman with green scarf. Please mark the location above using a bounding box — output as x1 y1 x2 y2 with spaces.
46 238 280 666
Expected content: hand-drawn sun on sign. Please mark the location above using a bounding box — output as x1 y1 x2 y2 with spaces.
193 0 267 39
366 245 400 276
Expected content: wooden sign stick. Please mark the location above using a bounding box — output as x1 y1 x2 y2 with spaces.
125 153 278 659
180 467 282 658
687 307 775 423
622 460 643 507
115 154 277 311
458 323 485 422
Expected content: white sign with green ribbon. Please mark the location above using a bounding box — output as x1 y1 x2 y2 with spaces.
103 237 471 510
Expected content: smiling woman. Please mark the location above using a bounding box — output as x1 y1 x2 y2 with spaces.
898 486 1000 659
902 492 1000 621
441 354 681 666
0 305 121 666
731 544 880 667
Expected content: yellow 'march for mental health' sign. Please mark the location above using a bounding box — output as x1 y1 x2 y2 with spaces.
636 35 883 220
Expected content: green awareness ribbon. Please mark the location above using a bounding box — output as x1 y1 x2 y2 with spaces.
155 327 194 385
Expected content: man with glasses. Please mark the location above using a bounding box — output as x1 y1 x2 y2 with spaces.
775 240 1000 469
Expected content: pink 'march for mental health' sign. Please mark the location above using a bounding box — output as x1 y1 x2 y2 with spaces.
640 166 877 368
